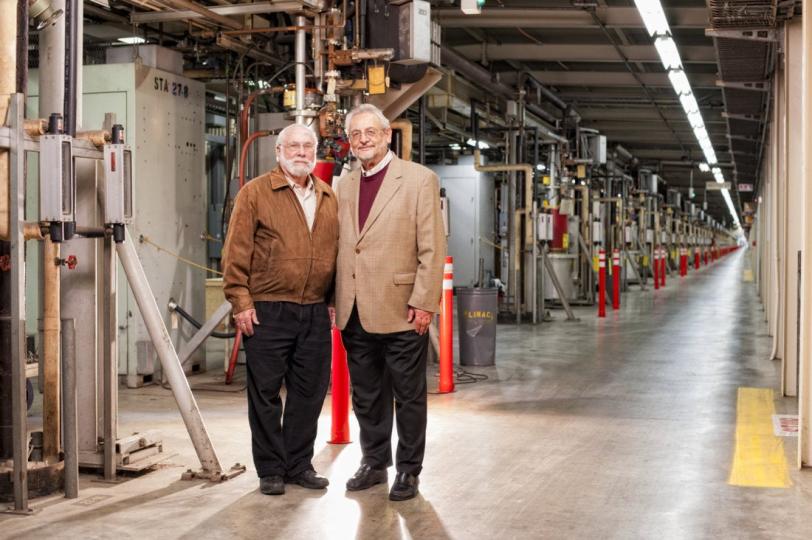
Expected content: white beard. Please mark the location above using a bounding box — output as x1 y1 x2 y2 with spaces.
279 154 315 178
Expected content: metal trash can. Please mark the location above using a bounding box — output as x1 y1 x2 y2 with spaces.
456 287 498 366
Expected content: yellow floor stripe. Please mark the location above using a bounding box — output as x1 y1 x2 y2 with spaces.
743 269 754 282
728 387 792 488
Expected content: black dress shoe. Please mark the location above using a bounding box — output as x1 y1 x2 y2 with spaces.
260 475 285 495
287 469 329 490
345 464 388 491
389 472 419 501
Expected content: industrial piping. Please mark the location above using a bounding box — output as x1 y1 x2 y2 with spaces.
473 148 535 322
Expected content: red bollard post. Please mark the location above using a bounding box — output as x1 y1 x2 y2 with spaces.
695 248 700 269
598 250 607 317
653 247 660 290
438 256 455 394
612 249 620 310
329 328 351 444
660 248 666 288
680 248 686 277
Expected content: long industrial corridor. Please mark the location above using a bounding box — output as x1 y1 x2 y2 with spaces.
2 248 807 539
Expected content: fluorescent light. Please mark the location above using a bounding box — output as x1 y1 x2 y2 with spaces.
654 37 682 70
449 143 461 150
687 110 705 129
679 93 699 115
536 163 546 171
633 0 670 37
118 36 146 44
466 138 489 150
635 0 738 227
668 70 691 95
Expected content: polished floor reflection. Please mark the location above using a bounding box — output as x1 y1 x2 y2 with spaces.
2 249 811 539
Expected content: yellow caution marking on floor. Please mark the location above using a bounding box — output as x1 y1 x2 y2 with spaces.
728 387 792 488
743 269 754 282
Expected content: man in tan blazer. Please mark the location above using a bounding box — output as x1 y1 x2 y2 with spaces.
334 103 445 501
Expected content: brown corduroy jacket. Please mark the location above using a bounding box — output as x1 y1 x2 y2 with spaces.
222 166 339 314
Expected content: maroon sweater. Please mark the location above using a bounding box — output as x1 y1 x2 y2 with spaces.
358 163 389 230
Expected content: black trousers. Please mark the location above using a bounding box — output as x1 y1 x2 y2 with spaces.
341 306 428 476
243 301 331 478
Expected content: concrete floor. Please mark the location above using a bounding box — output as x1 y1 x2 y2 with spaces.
3 248 811 539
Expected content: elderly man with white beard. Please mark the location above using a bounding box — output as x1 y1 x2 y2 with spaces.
222 124 339 496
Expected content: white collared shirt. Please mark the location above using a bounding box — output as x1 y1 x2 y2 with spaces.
361 150 394 177
286 176 317 231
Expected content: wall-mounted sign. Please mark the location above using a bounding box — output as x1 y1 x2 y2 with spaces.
706 182 731 190
738 183 753 192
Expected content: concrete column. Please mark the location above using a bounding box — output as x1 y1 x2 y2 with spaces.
782 20 803 397
798 4 812 466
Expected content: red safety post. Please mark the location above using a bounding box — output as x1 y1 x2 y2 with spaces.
329 328 351 444
612 249 620 310
653 247 660 290
438 256 455 394
680 248 687 277
660 247 666 288
598 249 607 317
695 248 701 269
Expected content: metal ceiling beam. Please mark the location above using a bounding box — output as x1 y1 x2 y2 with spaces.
434 7 709 30
500 71 718 88
722 112 762 122
130 0 316 24
715 80 769 91
578 108 724 121
453 43 717 64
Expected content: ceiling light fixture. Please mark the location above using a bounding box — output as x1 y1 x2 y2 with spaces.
118 36 146 44
635 0 739 228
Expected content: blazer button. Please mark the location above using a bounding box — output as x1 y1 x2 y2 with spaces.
355 248 361 254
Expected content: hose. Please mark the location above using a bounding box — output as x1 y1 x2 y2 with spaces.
169 302 236 339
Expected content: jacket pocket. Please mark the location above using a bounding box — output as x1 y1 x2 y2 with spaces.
393 272 416 285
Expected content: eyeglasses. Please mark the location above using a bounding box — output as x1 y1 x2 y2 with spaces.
348 128 385 141
283 142 316 152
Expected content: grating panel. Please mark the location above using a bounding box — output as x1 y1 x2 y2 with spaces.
708 0 777 29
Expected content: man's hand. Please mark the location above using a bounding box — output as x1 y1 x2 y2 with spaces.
327 306 336 329
234 308 260 336
407 306 433 335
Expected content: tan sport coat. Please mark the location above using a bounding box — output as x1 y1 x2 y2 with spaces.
335 155 446 333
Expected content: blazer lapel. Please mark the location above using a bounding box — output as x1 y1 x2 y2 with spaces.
348 171 362 240
358 157 403 243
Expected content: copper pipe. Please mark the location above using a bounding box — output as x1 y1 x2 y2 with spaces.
239 86 284 144
42 237 61 462
239 131 269 188
23 222 44 240
216 24 341 37
390 118 412 162
23 118 47 137
75 129 112 147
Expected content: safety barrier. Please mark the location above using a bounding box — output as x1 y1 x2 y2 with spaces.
612 249 620 310
439 256 455 394
329 328 351 444
598 249 607 317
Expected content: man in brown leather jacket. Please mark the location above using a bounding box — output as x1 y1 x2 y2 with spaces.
222 124 338 496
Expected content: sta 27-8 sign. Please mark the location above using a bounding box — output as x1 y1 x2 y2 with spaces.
154 76 189 98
